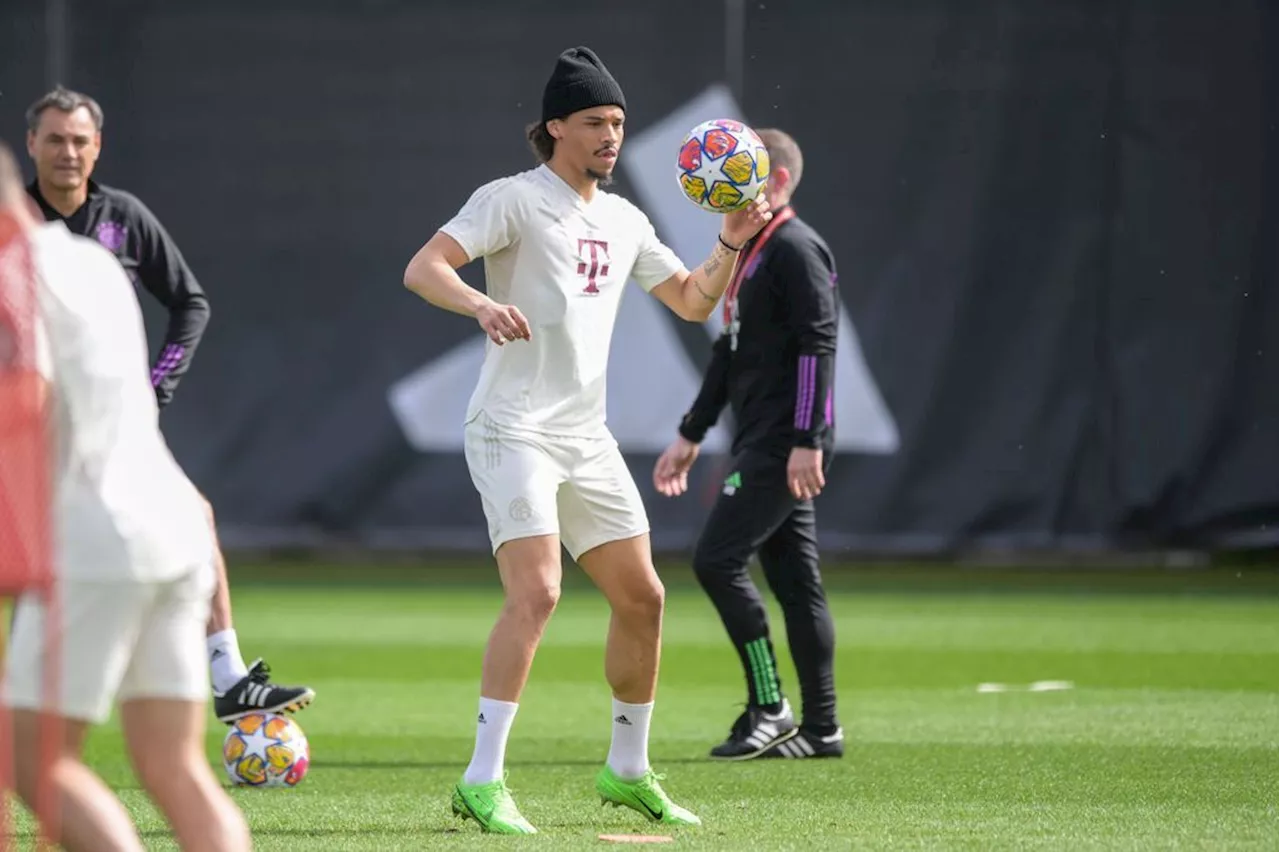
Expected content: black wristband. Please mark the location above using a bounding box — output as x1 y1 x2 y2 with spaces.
717 235 742 252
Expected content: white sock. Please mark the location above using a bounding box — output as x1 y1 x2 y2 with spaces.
463 698 519 785
607 698 653 780
207 629 249 693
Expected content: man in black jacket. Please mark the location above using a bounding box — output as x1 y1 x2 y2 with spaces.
654 128 843 760
25 86 314 723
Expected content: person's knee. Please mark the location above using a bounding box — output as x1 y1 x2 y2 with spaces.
11 711 89 800
507 580 560 624
501 562 562 625
12 739 45 802
613 571 664 627
496 536 563 626
692 535 738 586
131 738 203 793
762 557 824 610
764 571 801 606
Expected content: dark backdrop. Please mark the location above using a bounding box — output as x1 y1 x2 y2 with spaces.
2 0 1274 552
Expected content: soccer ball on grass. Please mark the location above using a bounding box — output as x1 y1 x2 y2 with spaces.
676 119 770 213
222 711 310 788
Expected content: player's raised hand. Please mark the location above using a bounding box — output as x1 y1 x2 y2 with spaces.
787 446 825 501
721 193 773 249
476 300 532 346
653 435 701 497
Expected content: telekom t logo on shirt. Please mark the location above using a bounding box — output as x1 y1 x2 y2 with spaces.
576 238 610 294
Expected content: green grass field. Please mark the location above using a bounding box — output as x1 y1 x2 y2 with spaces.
8 559 1279 850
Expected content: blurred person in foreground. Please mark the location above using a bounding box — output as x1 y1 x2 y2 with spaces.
0 139 251 852
23 85 313 723
654 129 845 761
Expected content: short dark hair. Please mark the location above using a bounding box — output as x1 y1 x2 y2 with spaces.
26 86 104 134
525 120 555 164
755 128 803 196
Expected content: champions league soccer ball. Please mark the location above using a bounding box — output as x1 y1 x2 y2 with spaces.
676 119 770 213
222 712 310 788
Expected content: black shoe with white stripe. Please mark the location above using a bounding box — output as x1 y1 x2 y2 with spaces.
213 659 315 724
760 726 845 759
708 699 799 761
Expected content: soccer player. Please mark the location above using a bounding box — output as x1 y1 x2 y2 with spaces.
653 129 844 761
0 141 251 852
404 46 771 834
23 86 314 723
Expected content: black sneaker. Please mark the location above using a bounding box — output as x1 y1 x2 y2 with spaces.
213 659 315 724
759 726 845 759
709 699 799 761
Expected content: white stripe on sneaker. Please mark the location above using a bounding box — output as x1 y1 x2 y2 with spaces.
742 719 784 752
244 682 271 708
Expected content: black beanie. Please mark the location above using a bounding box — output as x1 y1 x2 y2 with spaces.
541 46 627 123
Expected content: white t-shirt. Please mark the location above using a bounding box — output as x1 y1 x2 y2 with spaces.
30 223 212 583
441 165 684 438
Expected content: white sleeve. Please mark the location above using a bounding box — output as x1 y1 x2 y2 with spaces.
34 269 81 392
630 214 686 293
438 178 525 262
37 245 132 390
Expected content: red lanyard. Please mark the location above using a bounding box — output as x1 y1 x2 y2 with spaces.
722 206 796 325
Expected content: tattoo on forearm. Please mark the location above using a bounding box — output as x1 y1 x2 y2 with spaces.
692 241 735 303
701 241 732 277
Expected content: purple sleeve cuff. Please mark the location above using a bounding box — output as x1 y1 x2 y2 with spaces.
151 343 186 387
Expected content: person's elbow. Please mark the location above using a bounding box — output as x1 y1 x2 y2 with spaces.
682 296 717 323
404 249 437 297
675 278 717 323
797 332 838 357
405 232 466 297
652 273 714 323
180 290 211 327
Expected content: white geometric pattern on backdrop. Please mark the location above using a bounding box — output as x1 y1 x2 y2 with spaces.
623 85 899 455
388 86 898 455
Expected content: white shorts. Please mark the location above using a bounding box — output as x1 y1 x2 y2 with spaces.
464 414 649 561
3 564 214 724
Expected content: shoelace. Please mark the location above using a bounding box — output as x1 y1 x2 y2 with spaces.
641 769 668 789
245 662 273 684
490 772 517 798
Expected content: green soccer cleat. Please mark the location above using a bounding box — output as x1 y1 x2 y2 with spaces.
595 766 702 827
451 776 537 835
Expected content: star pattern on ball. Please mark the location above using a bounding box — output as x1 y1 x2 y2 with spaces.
239 725 278 760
